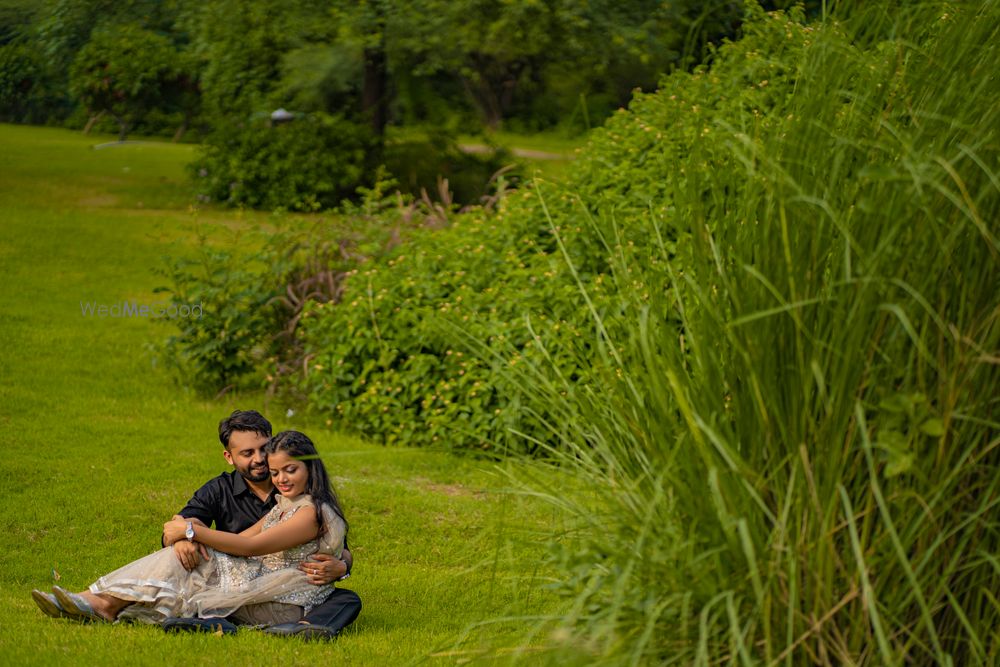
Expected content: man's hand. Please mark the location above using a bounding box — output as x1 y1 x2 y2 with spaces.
163 518 190 545
172 539 210 571
299 553 347 585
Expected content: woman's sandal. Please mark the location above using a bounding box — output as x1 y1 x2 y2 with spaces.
31 589 74 619
51 585 107 623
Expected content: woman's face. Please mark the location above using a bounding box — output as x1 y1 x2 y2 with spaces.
268 449 309 499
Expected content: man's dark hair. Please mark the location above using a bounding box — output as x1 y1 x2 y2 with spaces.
218 410 272 448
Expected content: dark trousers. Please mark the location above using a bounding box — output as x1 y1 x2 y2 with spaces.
303 587 362 634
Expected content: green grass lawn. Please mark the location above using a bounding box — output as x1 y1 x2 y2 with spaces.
0 124 567 665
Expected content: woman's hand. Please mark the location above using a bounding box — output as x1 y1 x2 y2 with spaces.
163 519 189 546
299 553 346 585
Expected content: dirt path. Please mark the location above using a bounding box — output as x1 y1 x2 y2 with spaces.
458 143 573 161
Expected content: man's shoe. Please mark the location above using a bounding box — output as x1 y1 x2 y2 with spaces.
163 617 238 635
264 622 337 641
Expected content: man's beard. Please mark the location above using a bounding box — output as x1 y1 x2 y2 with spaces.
239 463 270 483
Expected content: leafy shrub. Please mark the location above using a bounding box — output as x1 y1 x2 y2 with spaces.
289 188 611 453
191 112 376 211
155 233 284 393
155 180 419 394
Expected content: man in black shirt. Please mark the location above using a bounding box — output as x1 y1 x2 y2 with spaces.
163 410 361 640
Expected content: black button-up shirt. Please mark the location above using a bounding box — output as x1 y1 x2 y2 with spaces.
178 470 278 533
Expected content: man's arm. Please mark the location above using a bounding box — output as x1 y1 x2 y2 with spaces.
342 547 353 574
174 483 219 527
300 513 352 585
165 483 219 570
162 485 217 544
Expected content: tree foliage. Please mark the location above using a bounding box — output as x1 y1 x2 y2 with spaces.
326 0 745 130
68 23 177 140
0 42 59 122
186 0 297 120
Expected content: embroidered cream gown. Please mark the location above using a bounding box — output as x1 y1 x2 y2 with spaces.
89 495 345 623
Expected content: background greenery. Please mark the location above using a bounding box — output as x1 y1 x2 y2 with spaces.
1 0 793 133
3 0 998 664
0 0 823 209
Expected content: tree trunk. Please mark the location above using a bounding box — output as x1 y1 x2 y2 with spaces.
464 53 527 131
83 110 105 135
461 73 503 131
361 3 388 139
172 114 189 143
113 114 129 142
362 45 388 137
480 79 503 131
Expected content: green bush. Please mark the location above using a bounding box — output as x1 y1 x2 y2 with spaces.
155 181 414 394
281 2 1000 661
191 112 376 211
157 3 999 660
155 233 284 392
289 188 613 453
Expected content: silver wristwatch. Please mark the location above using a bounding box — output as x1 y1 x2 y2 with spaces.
185 521 195 542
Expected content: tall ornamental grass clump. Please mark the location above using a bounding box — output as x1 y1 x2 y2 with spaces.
520 3 1000 663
